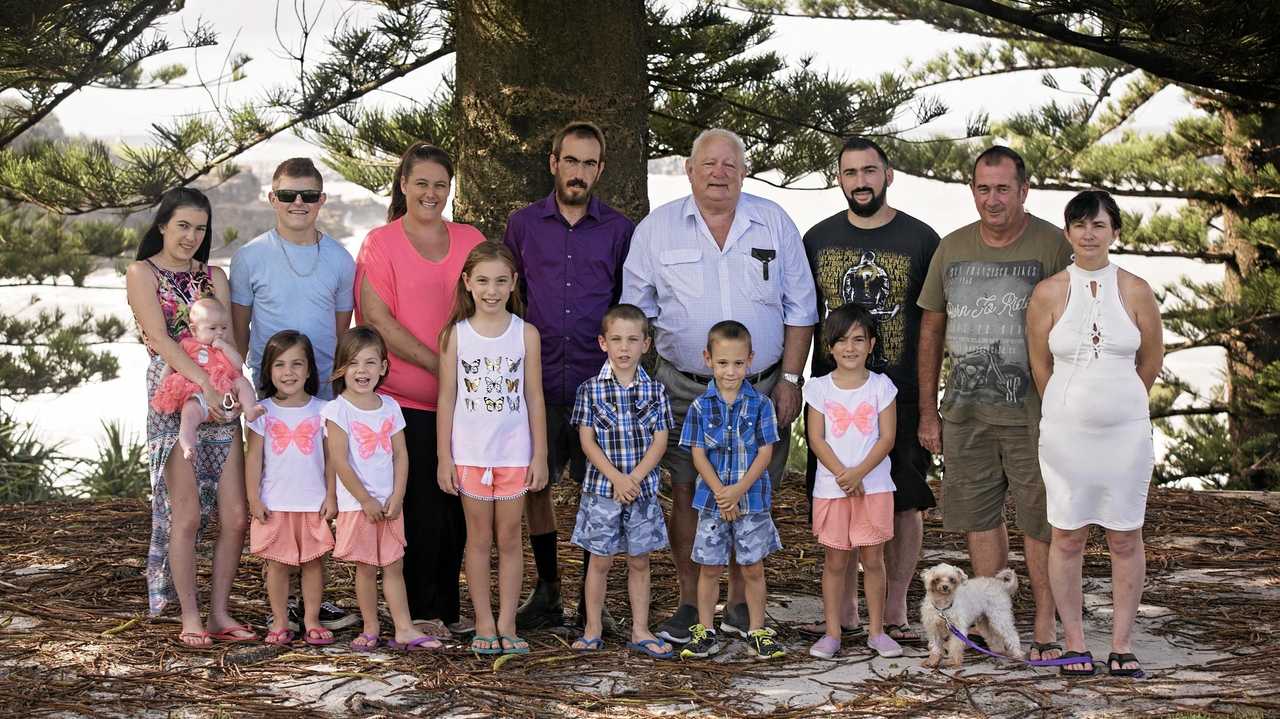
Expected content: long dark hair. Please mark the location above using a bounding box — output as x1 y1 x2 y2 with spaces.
135 187 214 263
387 142 454 222
438 242 524 349
258 330 320 399
330 326 389 397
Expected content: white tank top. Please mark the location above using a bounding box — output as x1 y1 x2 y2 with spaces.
451 315 532 468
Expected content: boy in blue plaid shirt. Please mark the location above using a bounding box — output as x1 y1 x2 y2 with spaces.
678 320 785 660
569 304 676 658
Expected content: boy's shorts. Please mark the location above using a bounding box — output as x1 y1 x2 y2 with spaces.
457 465 528 501
692 509 782 566
571 492 668 557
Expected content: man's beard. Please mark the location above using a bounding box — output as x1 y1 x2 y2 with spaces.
556 178 591 206
847 185 887 217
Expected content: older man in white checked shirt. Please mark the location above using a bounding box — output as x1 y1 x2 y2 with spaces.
622 128 817 645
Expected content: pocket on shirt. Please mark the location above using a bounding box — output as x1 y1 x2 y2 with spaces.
702 421 727 450
660 248 704 300
635 398 662 432
594 402 621 432
740 244 780 307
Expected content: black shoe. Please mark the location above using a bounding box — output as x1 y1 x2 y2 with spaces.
656 604 699 644
719 602 749 640
317 601 358 630
516 580 565 630
748 627 786 660
679 624 721 659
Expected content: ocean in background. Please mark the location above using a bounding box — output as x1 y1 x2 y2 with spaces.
2 168 1223 481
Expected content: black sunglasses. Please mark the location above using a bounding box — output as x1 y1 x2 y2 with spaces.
273 189 323 204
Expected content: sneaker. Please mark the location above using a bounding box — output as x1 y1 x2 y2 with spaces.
719 602 750 640
748 627 786 660
867 632 904 658
317 601 358 630
516 580 565 630
679 624 721 659
656 604 699 644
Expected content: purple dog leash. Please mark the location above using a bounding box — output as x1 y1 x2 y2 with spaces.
936 608 1085 667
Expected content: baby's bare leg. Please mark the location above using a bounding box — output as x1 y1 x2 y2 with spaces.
236 377 264 420
178 397 207 461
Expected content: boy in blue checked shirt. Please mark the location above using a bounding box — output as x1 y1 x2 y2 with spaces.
679 320 786 660
569 304 676 658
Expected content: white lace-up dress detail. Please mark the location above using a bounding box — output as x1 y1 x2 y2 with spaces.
1039 263 1154 531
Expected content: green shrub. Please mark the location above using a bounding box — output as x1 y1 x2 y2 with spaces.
75 420 149 500
0 411 68 502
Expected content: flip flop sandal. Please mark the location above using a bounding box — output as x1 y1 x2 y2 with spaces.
176 631 212 648
471 635 503 655
209 624 259 642
626 638 675 659
572 636 605 652
797 621 865 639
1030 641 1064 661
884 623 923 644
264 628 295 646
500 634 530 655
303 627 335 646
350 632 380 653
1107 652 1145 678
387 636 442 652
1059 650 1098 676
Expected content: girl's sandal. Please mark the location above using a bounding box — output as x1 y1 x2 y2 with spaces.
471 635 503 655
351 632 380 653
303 627 335 646
177 631 212 649
500 635 530 655
265 628 295 646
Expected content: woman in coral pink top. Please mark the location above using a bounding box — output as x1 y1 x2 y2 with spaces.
355 142 484 636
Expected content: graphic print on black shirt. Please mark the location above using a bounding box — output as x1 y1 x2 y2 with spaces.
813 247 912 373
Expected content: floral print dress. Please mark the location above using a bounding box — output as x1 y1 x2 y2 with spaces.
142 260 238 616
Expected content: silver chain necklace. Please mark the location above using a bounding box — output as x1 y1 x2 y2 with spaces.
275 230 321 277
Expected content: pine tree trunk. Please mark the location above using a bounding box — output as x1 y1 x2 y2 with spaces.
453 0 649 239
1220 104 1280 490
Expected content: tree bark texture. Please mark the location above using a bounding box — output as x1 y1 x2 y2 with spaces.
454 0 649 240
1220 104 1280 490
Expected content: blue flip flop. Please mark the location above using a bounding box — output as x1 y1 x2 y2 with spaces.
470 635 503 655
627 638 676 659
500 634 530 655
573 636 605 652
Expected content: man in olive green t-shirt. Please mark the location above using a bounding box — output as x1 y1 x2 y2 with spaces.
917 146 1072 661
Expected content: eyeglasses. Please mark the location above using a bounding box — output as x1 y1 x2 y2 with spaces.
273 189 323 204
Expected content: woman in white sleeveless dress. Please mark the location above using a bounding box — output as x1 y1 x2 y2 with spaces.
1027 190 1163 677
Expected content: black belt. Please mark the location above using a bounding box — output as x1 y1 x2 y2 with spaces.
672 361 779 387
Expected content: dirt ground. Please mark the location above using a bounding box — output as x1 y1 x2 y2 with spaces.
1 482 1278 718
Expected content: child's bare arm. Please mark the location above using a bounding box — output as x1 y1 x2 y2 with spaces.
578 425 638 501
523 324 548 490
387 430 409 518
435 332 460 495
847 400 897 480
805 405 846 476
244 430 267 522
326 420 382 520
632 429 668 480
212 338 245 368
321 435 336 520
690 446 724 494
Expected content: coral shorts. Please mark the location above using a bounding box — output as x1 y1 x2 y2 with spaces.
813 493 895 550
250 511 334 566
334 511 406 567
457 465 528 501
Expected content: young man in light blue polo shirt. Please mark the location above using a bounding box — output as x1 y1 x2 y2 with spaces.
231 158 356 401
231 157 357 631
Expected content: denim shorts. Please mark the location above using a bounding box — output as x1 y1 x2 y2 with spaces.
570 492 669 557
691 509 782 566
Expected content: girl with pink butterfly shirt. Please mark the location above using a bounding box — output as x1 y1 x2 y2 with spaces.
323 326 442 653
245 330 336 647
803 303 902 660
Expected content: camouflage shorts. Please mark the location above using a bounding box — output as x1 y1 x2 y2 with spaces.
570 492 669 557
692 509 782 566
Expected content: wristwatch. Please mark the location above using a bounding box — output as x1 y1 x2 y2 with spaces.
781 372 804 388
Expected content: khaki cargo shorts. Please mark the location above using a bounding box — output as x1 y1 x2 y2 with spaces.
940 419 1050 543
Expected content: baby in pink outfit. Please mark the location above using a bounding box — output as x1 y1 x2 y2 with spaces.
151 297 263 458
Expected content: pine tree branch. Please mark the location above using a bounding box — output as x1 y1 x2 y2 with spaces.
903 61 1090 91
934 0 1280 102
1 3 175 147
1164 313 1280 353
1111 247 1233 263
1152 404 1230 419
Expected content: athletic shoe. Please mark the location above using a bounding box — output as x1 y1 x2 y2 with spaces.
679 624 721 659
748 627 786 660
656 604 698 644
719 602 750 639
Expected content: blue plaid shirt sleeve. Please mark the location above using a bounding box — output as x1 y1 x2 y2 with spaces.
679 401 705 449
570 381 594 427
756 396 780 445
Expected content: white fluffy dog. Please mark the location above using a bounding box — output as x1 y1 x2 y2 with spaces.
919 563 1023 668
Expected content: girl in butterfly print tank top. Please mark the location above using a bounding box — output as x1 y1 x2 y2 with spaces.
436 242 548 655
802 304 904 660
244 331 337 646
322 327 442 651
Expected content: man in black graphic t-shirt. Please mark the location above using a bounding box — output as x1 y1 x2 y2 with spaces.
801 137 940 642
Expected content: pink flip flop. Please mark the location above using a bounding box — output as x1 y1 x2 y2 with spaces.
304 627 335 646
264 628 295 646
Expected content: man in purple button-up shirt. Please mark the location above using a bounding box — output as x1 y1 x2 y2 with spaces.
503 121 634 630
